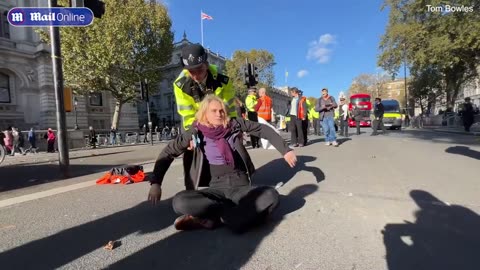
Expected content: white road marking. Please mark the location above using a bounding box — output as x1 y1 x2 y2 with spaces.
0 159 182 209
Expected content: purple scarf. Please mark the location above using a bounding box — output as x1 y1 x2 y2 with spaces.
196 122 235 167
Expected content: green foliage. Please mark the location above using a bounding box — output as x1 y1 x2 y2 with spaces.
378 0 480 107
38 0 174 127
225 49 276 100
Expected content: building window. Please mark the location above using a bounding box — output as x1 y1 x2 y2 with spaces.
0 72 11 103
89 92 103 106
0 11 10 39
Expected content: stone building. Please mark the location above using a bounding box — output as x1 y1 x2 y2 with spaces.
0 0 139 132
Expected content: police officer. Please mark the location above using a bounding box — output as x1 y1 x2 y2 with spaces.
166 43 237 190
173 43 237 131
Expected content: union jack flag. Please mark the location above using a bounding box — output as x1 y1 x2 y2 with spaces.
201 12 213 20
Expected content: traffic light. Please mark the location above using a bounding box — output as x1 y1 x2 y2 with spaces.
244 65 250 86
135 81 145 100
84 0 105 18
250 64 259 86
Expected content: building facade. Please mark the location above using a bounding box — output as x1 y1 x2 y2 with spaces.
0 0 139 132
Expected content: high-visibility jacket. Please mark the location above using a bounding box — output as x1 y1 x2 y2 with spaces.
309 107 319 120
173 64 237 130
257 95 273 121
245 94 257 112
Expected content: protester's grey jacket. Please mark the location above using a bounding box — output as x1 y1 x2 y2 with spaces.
150 118 291 190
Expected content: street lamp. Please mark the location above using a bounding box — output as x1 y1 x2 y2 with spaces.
73 97 79 130
403 42 409 118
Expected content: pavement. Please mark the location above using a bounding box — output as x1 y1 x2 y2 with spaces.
419 125 480 136
0 128 479 269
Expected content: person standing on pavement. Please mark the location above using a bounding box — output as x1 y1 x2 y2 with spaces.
372 98 387 136
338 95 349 137
289 87 307 147
88 126 97 148
46 128 56 153
316 88 338 146
352 105 362 135
27 127 37 153
245 88 260 148
460 97 475 132
173 43 238 191
110 126 117 146
148 95 297 233
142 124 149 143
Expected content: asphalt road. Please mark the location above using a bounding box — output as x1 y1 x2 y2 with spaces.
0 128 479 270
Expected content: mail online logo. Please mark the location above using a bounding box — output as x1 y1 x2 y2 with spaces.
8 8 26 25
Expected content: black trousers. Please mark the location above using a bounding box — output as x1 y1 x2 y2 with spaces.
355 121 361 135
247 111 260 148
340 118 349 137
372 118 387 134
290 115 305 145
312 119 319 135
302 119 308 144
172 171 279 233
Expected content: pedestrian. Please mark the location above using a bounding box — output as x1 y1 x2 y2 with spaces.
460 97 475 132
148 95 297 233
288 87 307 147
299 90 309 145
88 126 97 148
46 128 56 153
372 98 387 136
142 124 149 143
351 105 362 135
338 95 349 137
3 127 13 155
110 126 117 145
246 88 260 148
316 88 338 146
28 127 37 153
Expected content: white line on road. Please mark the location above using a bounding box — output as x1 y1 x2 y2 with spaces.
0 159 182 209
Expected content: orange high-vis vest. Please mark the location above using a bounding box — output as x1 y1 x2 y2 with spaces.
257 95 273 121
297 96 307 119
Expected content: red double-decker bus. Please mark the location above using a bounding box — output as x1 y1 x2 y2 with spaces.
348 93 372 127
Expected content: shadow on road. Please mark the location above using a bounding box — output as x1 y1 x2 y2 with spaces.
0 200 177 269
445 146 480 160
253 155 325 186
399 129 480 145
1 150 134 167
383 190 480 270
107 184 318 270
0 161 136 193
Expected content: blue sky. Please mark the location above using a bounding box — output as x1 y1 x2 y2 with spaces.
165 0 390 99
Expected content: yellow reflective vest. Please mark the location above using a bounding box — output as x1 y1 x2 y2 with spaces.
173 64 237 130
245 94 258 112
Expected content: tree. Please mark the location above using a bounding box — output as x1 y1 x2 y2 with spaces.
378 0 480 108
225 49 276 99
409 65 444 115
39 0 174 129
347 73 390 98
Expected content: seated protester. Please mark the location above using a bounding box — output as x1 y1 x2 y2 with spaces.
148 95 297 233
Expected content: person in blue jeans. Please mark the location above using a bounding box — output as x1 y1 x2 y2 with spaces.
315 88 338 146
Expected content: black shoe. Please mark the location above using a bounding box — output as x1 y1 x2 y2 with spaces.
371 133 378 136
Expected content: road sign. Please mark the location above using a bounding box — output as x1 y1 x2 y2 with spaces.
7 7 94 27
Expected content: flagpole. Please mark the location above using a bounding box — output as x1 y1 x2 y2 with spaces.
201 10 204 46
